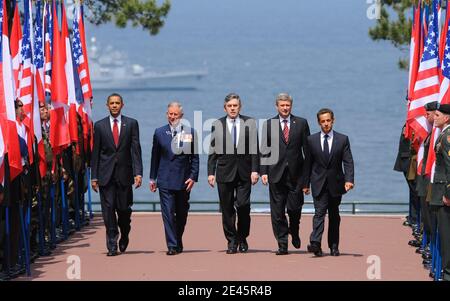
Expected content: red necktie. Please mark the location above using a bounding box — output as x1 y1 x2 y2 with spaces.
113 119 119 147
283 119 289 143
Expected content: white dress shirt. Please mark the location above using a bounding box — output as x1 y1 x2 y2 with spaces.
320 130 334 152
109 114 122 135
226 116 241 146
279 115 291 131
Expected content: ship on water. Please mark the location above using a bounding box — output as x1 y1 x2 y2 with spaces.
88 37 207 91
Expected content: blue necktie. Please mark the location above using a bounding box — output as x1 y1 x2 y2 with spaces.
323 134 330 160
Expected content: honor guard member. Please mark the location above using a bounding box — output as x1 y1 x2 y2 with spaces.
415 101 438 265
394 124 420 233
430 103 450 281
39 101 53 255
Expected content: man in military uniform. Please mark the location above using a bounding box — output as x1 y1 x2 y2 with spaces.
416 101 438 264
430 103 450 281
39 102 53 255
394 123 420 233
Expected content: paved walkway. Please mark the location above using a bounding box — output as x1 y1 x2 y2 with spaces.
17 213 430 281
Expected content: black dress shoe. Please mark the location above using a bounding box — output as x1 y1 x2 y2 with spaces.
276 248 288 255
239 240 248 253
226 247 237 254
408 239 421 247
107 250 118 256
166 248 178 256
330 248 340 256
307 244 323 257
119 236 129 253
177 241 184 253
292 236 301 249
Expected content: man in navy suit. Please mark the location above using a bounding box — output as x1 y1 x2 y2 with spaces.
91 93 143 256
305 108 354 257
150 101 199 255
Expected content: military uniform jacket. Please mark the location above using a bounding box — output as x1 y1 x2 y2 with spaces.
431 125 450 206
416 133 432 197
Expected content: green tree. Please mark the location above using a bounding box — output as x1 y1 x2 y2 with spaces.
368 0 433 70
5 1 171 35
84 0 171 35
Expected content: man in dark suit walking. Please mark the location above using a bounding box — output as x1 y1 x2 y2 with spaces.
208 93 259 254
305 108 354 257
91 93 143 256
260 93 310 255
150 101 199 255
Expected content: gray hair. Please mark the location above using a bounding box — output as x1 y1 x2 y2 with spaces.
224 93 241 105
167 101 184 114
275 93 293 105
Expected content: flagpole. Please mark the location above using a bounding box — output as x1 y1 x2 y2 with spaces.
87 167 92 219
60 178 68 240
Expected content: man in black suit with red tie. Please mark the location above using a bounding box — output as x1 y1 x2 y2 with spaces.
91 93 143 256
260 93 311 255
208 93 259 254
305 108 354 257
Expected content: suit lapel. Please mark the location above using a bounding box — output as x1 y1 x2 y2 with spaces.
328 131 337 164
277 117 287 145
104 117 116 148
316 133 327 166
222 117 232 147
117 116 127 148
288 117 296 145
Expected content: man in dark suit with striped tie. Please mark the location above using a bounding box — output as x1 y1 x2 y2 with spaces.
91 93 143 256
305 108 354 257
260 93 311 255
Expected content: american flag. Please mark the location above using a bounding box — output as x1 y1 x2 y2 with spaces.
426 4 450 180
34 0 45 103
0 127 4 185
44 2 52 96
10 3 21 99
19 0 33 117
408 0 440 144
0 0 23 180
72 3 92 100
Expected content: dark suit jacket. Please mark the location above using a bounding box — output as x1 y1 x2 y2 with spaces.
150 124 199 190
207 115 259 183
393 124 411 173
260 115 310 187
91 115 143 187
306 131 354 198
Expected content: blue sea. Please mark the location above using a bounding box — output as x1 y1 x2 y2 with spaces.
85 0 409 212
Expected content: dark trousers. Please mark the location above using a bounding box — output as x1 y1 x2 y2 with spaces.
420 197 433 239
405 176 420 224
9 177 22 267
217 176 251 248
158 188 190 249
269 169 303 249
430 205 439 256
437 205 450 281
99 178 132 252
310 185 342 249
